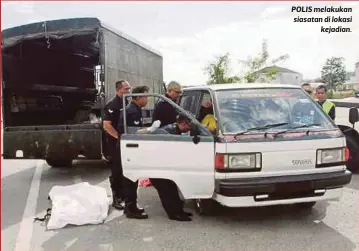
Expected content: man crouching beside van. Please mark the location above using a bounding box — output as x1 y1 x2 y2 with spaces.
150 114 194 221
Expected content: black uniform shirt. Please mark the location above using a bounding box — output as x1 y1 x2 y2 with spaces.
118 102 143 134
152 94 178 127
103 96 129 134
160 123 182 135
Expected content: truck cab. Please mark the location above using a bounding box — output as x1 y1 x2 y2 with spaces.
120 83 355 215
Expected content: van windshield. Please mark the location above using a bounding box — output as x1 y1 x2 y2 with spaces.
215 88 336 134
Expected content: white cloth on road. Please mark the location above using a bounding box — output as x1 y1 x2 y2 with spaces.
47 182 111 230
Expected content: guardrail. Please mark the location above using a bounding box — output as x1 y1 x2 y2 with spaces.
329 98 359 108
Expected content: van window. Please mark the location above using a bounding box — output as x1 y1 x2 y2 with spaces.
179 91 200 115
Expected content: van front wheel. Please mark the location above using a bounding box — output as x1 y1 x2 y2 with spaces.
195 199 220 216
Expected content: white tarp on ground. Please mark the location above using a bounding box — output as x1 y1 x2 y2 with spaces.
47 182 111 230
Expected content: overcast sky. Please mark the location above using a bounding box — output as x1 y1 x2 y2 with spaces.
1 1 358 86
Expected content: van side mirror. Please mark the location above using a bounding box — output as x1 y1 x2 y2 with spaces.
349 107 359 126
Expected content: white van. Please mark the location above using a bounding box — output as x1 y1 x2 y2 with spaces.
121 84 355 215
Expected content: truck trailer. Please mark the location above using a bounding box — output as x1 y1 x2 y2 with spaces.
1 17 164 167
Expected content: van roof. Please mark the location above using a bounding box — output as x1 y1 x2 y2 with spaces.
183 83 301 91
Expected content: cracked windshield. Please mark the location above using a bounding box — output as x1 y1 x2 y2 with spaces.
217 88 336 134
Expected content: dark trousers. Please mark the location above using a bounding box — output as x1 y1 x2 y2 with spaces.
150 178 183 217
108 138 123 198
115 140 139 206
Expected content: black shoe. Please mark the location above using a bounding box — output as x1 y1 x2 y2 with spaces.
169 214 192 222
134 207 145 214
124 203 148 219
183 211 193 217
112 195 124 210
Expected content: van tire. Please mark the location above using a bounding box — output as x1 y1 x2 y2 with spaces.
346 136 359 173
194 199 220 216
46 158 73 168
295 202 316 209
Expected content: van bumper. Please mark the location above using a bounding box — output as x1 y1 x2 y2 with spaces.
214 170 352 207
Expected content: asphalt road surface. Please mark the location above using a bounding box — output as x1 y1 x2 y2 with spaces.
2 107 359 251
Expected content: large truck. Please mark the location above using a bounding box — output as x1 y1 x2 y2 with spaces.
1 17 164 167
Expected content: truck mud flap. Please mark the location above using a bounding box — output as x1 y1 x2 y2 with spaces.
2 124 102 160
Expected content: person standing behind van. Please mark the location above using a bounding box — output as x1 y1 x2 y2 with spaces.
315 85 336 120
120 86 150 219
152 81 183 126
103 80 131 210
301 82 313 95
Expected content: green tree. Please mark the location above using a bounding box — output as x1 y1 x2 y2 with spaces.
204 53 241 84
239 40 289 83
320 57 347 92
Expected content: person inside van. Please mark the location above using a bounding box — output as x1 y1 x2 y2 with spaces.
201 113 216 134
199 99 216 134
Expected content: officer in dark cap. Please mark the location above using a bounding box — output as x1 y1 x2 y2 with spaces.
102 80 131 210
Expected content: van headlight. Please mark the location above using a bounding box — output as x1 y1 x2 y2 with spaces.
215 153 262 171
316 147 349 167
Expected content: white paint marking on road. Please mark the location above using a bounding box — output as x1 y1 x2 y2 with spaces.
64 237 79 250
143 236 154 242
14 160 44 251
73 175 82 184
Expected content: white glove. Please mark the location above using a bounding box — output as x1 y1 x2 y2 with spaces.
147 120 161 132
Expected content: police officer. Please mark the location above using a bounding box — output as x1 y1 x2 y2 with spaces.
103 80 131 210
120 86 150 219
301 82 313 95
315 85 336 120
152 81 183 126
150 114 194 221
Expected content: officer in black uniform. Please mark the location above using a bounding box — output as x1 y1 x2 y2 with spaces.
119 85 150 219
150 114 194 221
152 81 183 126
103 80 131 210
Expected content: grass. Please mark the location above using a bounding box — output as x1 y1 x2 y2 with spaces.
329 90 355 99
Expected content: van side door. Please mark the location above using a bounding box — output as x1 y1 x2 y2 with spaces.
120 94 215 199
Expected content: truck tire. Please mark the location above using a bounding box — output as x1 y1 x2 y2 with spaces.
194 199 220 216
45 158 73 168
346 136 359 173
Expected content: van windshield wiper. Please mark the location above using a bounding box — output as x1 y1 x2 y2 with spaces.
272 123 322 138
235 122 289 136
290 123 322 129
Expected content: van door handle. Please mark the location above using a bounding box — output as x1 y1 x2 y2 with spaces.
126 143 139 148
